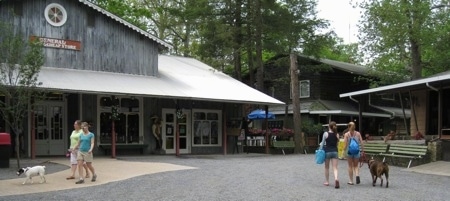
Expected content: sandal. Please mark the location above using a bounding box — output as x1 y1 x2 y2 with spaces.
335 180 340 189
347 182 354 185
66 176 75 180
323 182 329 186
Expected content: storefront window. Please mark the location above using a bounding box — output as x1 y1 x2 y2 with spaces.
98 96 142 144
193 110 221 146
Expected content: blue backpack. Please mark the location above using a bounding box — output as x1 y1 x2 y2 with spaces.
348 137 360 155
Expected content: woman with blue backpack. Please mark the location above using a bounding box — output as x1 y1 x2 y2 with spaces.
343 122 364 185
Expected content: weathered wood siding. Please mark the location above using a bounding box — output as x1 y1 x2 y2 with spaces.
264 59 370 104
0 0 159 76
318 70 369 101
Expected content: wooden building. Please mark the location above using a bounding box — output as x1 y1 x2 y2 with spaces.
340 71 450 161
0 0 283 157
261 54 408 137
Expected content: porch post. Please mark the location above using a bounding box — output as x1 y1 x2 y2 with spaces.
265 105 269 154
111 121 116 158
176 102 180 156
31 110 35 159
223 104 227 155
438 89 442 138
176 121 180 156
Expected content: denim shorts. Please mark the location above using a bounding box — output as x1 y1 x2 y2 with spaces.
325 151 338 159
347 151 361 159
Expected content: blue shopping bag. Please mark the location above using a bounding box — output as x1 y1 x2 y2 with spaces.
315 149 325 164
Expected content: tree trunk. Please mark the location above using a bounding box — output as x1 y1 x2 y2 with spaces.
290 53 304 153
183 23 191 57
246 0 255 86
254 0 264 91
410 39 422 79
15 133 21 168
404 0 422 80
233 0 243 81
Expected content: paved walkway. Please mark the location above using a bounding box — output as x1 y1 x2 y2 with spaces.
403 161 450 176
0 158 196 196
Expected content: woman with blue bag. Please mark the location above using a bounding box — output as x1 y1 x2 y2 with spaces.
319 121 340 189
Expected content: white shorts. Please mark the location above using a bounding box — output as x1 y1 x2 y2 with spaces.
70 151 78 165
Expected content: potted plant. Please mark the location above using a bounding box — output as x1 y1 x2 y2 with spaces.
301 119 324 146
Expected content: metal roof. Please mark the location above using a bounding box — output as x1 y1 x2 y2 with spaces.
269 100 391 118
374 106 411 118
79 0 172 49
296 55 368 76
269 101 314 114
340 71 450 97
36 55 285 106
318 58 368 75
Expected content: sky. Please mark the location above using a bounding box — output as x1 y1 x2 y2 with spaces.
316 0 362 44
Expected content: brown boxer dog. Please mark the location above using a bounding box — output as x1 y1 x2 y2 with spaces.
368 159 389 188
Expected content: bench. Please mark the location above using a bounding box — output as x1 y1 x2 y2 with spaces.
363 143 389 158
378 144 428 168
272 141 295 155
99 144 148 155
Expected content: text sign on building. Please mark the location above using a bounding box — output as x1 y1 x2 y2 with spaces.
30 36 81 51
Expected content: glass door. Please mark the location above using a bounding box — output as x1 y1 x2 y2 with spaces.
162 108 190 154
34 103 65 156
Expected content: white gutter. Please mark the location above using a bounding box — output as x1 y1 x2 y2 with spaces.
340 73 450 98
369 94 395 119
349 95 359 103
426 82 438 91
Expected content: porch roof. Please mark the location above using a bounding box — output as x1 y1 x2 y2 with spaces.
36 55 284 106
340 71 450 97
269 100 392 118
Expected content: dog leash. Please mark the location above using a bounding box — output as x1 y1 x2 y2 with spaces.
359 151 366 168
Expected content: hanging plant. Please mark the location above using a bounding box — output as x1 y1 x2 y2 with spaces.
176 108 185 119
175 104 185 119
110 96 120 121
111 104 120 120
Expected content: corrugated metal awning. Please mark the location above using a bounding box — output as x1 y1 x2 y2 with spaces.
270 100 393 118
36 55 284 106
340 71 450 97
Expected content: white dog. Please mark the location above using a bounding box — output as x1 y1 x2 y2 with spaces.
16 165 47 185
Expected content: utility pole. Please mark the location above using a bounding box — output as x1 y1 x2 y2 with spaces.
290 53 304 153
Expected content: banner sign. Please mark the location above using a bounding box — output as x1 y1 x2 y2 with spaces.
30 36 81 51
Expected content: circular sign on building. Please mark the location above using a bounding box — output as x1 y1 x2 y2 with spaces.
44 3 67 27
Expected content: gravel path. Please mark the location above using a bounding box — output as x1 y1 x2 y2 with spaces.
1 154 449 201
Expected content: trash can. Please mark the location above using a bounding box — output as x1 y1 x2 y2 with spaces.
0 133 11 168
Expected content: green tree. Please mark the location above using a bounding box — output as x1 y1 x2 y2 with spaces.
317 33 363 64
357 0 450 84
0 22 45 168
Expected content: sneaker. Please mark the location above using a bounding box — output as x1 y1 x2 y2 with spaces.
356 176 360 184
91 174 97 182
75 179 84 184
